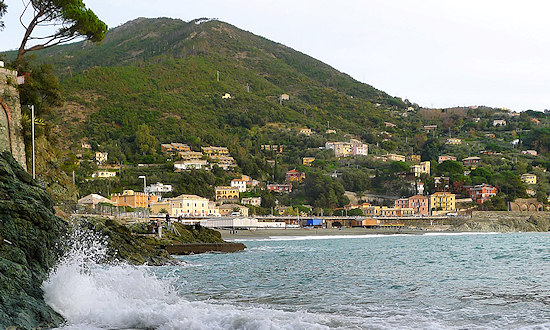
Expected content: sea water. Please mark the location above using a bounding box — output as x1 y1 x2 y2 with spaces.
44 232 550 329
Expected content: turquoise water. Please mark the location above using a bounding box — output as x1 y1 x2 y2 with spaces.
47 232 550 329
170 233 550 329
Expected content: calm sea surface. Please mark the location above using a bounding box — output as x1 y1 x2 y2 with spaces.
48 232 550 329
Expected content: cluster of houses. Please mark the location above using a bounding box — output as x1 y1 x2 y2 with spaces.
324 139 369 157
161 143 237 171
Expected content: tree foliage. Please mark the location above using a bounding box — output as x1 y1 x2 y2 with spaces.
16 0 107 61
0 0 6 30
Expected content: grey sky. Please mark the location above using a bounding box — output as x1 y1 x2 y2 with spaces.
2 0 549 111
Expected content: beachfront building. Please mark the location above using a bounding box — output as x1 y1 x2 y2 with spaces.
286 169 306 182
215 186 240 202
465 184 498 204
111 190 160 209
521 173 537 185
218 204 249 217
150 194 210 217
429 192 455 214
77 194 113 209
394 195 429 216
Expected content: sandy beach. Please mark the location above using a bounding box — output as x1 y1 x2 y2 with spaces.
217 227 432 240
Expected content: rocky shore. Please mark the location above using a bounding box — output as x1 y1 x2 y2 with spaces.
0 152 65 328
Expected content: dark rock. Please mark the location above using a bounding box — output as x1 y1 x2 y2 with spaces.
0 152 66 328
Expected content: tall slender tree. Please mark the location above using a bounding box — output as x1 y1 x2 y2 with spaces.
16 0 107 62
0 0 6 30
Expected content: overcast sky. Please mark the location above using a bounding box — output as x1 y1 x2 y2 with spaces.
2 0 550 111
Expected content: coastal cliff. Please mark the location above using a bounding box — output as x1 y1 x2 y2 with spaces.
0 151 65 328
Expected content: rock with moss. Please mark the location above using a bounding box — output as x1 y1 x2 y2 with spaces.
0 151 66 328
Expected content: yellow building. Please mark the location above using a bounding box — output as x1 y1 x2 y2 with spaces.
521 173 537 185
150 194 210 217
446 138 462 145
429 192 455 214
410 161 431 177
215 186 240 201
385 153 406 162
111 190 159 209
299 128 313 136
202 146 230 158
303 157 316 166
407 154 421 163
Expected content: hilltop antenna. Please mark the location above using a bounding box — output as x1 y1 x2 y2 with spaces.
246 83 249 93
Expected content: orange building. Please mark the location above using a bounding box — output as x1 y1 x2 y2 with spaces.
111 190 159 209
285 169 306 182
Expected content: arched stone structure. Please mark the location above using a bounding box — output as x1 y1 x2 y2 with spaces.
0 68 26 169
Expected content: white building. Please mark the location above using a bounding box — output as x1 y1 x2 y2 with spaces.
493 119 507 126
174 159 209 170
242 197 262 206
95 151 108 164
230 178 248 193
91 170 116 178
145 182 173 195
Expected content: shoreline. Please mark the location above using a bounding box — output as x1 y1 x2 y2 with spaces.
217 227 456 240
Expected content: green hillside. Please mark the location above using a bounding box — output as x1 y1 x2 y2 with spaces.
3 17 550 212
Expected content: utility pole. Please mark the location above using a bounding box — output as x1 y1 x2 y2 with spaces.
216 70 219 82
31 105 35 179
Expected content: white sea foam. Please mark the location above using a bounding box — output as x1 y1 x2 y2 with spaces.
42 227 345 329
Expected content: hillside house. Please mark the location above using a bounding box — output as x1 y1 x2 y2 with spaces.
267 184 292 193
286 169 306 182
202 146 230 158
385 153 406 162
384 122 397 128
230 178 248 193
521 173 537 185
407 155 421 163
242 197 262 207
423 125 437 132
521 150 538 156
261 145 284 153
325 141 353 157
144 182 173 195
462 156 481 167
466 184 497 204
299 128 313 136
95 151 108 164
178 151 203 161
174 159 209 171
303 157 316 166
350 139 369 156
91 170 116 179
279 94 290 101
222 93 232 99
161 143 191 154
438 155 457 163
410 161 431 177
493 119 507 126
446 138 462 145
215 186 240 202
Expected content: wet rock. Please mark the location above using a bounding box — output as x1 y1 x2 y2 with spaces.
0 152 66 328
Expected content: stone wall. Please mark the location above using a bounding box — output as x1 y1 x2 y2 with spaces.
0 68 26 169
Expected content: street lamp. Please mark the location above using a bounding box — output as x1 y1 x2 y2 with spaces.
138 175 146 193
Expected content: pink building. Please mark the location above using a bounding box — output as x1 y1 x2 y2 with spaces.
394 195 429 216
438 155 457 164
267 184 292 193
